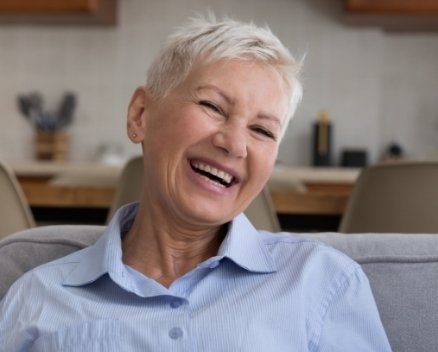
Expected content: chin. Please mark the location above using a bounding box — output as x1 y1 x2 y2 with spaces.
181 205 235 227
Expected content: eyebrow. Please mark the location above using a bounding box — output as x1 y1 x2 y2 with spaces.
196 84 282 127
258 112 282 128
196 85 235 106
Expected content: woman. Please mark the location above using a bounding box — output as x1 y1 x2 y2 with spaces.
0 14 391 351
123 16 300 288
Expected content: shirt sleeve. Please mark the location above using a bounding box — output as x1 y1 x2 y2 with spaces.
313 266 392 352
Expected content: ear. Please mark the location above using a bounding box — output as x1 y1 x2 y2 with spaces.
127 86 150 143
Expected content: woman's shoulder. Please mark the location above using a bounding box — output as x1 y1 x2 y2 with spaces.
258 231 361 276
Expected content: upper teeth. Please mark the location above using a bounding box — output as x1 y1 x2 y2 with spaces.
192 161 233 184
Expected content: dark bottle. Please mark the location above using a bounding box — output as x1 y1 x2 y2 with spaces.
312 110 332 167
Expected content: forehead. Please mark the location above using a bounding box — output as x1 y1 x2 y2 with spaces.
180 59 289 115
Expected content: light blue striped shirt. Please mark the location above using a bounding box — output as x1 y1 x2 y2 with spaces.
0 203 391 351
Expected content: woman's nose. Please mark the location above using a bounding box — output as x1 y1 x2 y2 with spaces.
212 124 247 159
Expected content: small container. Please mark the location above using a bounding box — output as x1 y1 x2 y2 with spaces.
341 149 368 167
34 131 69 161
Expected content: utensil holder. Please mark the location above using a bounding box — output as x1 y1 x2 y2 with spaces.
34 131 69 161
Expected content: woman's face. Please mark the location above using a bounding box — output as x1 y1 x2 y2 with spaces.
137 59 288 227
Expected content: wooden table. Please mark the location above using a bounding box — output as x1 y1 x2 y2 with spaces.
269 167 359 215
10 161 360 217
11 161 120 209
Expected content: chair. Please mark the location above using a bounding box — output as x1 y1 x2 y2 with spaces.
0 161 35 240
245 187 281 232
339 162 438 233
106 156 280 231
106 155 144 221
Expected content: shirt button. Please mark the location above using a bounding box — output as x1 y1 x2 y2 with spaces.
169 327 183 340
170 299 182 308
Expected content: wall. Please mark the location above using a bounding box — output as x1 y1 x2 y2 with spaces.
0 0 437 166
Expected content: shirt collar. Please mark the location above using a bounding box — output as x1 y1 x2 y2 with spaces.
63 203 277 288
63 203 137 287
216 213 277 273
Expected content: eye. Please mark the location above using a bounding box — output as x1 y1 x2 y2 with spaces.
251 126 277 141
199 100 223 114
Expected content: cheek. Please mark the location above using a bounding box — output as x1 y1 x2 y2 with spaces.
178 110 217 140
150 110 195 143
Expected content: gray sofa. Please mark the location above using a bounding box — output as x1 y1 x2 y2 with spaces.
1 225 437 352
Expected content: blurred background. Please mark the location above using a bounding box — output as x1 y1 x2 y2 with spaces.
1 0 437 166
1 0 438 231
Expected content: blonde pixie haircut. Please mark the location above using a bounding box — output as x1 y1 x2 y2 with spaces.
146 13 303 134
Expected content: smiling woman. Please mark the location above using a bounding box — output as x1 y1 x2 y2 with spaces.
127 59 288 230
0 13 392 352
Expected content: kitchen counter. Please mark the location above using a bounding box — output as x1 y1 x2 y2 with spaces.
10 160 121 208
9 161 360 221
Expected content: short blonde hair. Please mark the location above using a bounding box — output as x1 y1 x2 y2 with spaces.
146 13 303 133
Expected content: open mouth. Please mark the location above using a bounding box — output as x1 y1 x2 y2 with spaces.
190 160 236 188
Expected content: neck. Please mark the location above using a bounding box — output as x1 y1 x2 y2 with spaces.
122 203 227 288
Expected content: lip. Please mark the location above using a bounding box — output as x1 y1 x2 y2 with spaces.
186 157 241 192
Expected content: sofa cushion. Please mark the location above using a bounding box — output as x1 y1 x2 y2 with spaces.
310 233 438 352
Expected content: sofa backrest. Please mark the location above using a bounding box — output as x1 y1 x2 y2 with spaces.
0 225 103 298
312 232 438 352
1 226 437 352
